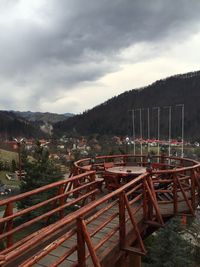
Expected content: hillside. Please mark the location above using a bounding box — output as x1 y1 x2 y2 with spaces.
0 111 45 138
55 71 200 140
14 111 74 124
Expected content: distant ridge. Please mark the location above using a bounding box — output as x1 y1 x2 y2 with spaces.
0 110 45 138
0 110 74 138
54 70 200 140
13 111 74 124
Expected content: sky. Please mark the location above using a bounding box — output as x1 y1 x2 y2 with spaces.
0 0 200 114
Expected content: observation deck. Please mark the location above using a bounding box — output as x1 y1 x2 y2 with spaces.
0 154 200 267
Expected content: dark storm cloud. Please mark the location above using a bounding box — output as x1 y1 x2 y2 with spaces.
0 0 200 111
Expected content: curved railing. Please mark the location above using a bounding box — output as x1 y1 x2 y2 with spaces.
74 154 200 177
0 155 200 266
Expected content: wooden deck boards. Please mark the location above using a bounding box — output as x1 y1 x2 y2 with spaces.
3 192 193 267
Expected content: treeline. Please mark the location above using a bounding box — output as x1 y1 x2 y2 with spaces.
55 70 200 140
0 111 46 139
14 111 72 123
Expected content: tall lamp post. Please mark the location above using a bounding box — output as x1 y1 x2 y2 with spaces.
147 108 150 153
135 108 143 162
14 138 24 180
164 106 172 157
153 107 160 161
132 109 136 155
176 104 184 157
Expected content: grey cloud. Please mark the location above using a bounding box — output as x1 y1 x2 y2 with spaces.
2 0 200 73
0 0 200 111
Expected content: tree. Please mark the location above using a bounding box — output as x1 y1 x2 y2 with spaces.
0 160 3 171
144 217 195 267
3 160 10 171
17 140 63 219
11 159 17 172
183 216 200 263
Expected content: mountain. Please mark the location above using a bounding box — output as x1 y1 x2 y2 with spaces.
54 70 200 140
14 111 74 124
0 111 45 138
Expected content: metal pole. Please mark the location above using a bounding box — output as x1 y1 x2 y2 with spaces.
158 107 160 161
176 104 184 158
147 108 150 153
153 107 160 162
169 106 171 157
181 104 184 158
132 109 136 155
135 108 143 161
164 106 172 157
139 108 143 160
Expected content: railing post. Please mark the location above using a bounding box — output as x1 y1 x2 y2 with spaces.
176 173 195 216
173 174 178 215
119 191 126 248
180 158 184 168
5 202 13 248
145 176 164 225
123 155 127 166
146 175 153 221
90 173 96 201
129 254 142 267
191 170 196 211
194 169 200 192
160 153 165 168
79 218 101 267
124 195 146 253
143 177 148 221
77 217 86 267
58 185 65 219
147 175 157 200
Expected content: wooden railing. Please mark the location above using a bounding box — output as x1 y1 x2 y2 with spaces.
0 155 200 266
74 154 199 174
0 171 98 251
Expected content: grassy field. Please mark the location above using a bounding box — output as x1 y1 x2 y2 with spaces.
0 149 18 162
0 171 20 208
0 149 20 187
0 171 20 187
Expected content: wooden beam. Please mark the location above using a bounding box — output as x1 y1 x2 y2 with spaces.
144 180 164 225
80 218 101 267
176 177 195 216
191 171 196 210
142 180 148 221
119 191 126 248
122 246 146 256
5 202 13 248
144 220 163 228
77 217 86 267
124 194 146 254
194 170 200 191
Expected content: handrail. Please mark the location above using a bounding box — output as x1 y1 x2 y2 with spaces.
0 154 200 266
74 154 200 174
0 173 148 265
0 170 98 251
0 171 95 206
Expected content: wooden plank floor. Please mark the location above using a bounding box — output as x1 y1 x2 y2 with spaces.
3 191 192 267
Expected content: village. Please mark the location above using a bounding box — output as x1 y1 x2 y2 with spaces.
0 135 199 194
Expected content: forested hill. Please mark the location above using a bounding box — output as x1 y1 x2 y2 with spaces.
55 71 200 140
0 111 45 138
14 111 74 124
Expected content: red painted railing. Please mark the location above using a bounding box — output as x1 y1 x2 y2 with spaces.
0 155 200 266
0 171 98 250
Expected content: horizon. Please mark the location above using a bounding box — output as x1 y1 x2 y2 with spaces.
0 1 200 113
0 68 198 115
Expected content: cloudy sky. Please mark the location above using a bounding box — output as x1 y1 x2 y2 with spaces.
0 0 200 114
